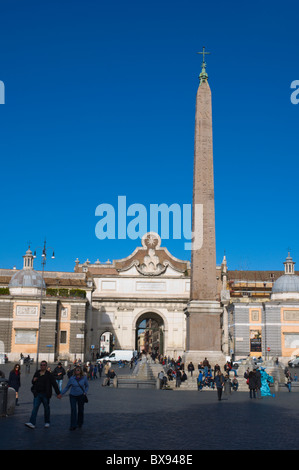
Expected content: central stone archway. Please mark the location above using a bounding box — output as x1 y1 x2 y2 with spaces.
99 330 115 356
135 311 165 356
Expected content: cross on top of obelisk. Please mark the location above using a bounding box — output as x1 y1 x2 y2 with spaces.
197 46 211 83
197 46 210 63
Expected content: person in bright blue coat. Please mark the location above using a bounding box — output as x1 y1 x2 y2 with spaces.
61 365 89 430
260 368 274 397
197 371 203 391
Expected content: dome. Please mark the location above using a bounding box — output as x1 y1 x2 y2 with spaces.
9 269 46 289
271 253 299 300
8 246 46 291
272 274 299 294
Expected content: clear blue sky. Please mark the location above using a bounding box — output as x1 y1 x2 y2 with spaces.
0 0 298 273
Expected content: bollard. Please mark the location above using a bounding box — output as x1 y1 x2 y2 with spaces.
0 379 8 417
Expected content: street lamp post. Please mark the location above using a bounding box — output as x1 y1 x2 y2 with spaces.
34 240 55 370
75 309 78 363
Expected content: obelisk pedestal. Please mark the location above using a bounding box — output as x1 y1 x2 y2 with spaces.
184 300 225 365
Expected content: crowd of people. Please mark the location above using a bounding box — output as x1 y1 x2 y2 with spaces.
155 355 297 398
161 357 239 396
2 352 297 429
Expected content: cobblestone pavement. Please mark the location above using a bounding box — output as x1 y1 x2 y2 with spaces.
1 363 299 451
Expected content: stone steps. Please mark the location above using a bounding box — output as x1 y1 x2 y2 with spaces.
167 367 250 392
116 360 159 389
115 360 287 392
169 363 287 392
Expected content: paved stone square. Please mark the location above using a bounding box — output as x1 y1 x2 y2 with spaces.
1 363 299 451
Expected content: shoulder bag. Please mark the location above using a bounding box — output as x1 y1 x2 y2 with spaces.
78 381 88 403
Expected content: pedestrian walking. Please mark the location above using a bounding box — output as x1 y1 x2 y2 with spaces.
8 364 21 406
89 363 94 380
197 371 203 391
175 369 182 388
97 361 103 377
255 368 262 398
248 369 257 398
93 363 98 379
285 374 292 392
214 370 224 401
187 362 195 377
103 362 110 384
25 361 61 429
61 365 89 430
224 374 232 395
24 355 31 373
52 362 66 392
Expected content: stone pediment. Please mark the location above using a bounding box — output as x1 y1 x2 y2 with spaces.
115 233 189 277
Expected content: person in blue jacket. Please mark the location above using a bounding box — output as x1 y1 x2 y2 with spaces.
61 365 89 430
197 370 203 391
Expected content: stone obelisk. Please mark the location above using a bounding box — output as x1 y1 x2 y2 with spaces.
184 49 225 365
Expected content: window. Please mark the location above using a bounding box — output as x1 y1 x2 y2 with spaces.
250 330 262 352
61 307 68 318
15 330 36 344
60 331 67 344
284 334 299 348
251 310 260 322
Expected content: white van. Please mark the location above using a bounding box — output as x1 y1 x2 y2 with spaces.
288 357 299 368
97 350 136 364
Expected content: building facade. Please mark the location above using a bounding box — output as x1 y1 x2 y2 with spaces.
227 253 299 361
0 241 299 364
0 247 89 363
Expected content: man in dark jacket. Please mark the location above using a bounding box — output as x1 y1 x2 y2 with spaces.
255 368 262 399
214 371 225 401
187 362 195 377
175 369 182 388
248 369 257 399
52 362 66 392
25 361 61 429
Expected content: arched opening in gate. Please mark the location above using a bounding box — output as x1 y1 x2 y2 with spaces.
99 331 115 357
136 312 164 357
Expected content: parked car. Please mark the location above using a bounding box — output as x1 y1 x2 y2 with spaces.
233 357 263 368
288 357 299 368
97 350 136 364
232 358 247 368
